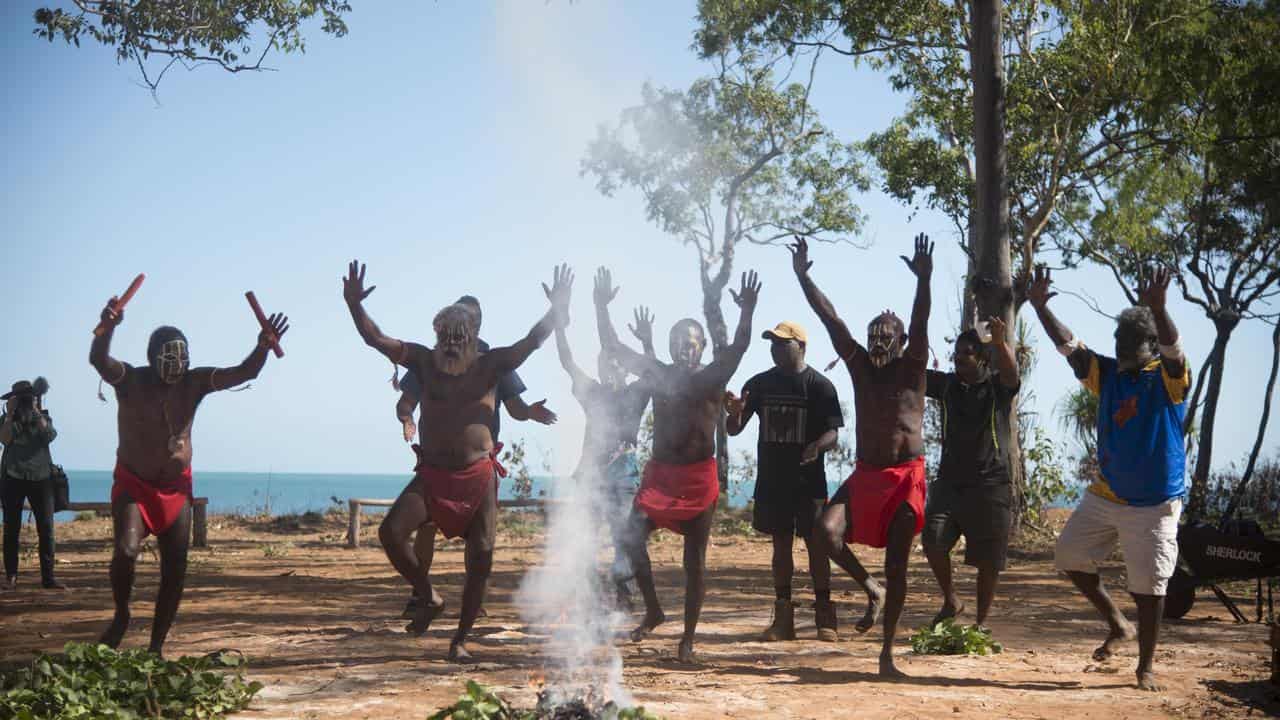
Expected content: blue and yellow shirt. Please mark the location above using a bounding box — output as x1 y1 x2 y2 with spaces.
1079 352 1190 506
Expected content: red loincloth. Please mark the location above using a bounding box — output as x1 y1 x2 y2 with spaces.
634 457 719 534
414 446 507 540
111 462 194 537
842 456 927 549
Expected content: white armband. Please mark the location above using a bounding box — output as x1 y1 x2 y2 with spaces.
1158 338 1183 359
1056 338 1085 357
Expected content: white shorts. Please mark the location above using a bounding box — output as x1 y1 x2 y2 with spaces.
1054 491 1182 596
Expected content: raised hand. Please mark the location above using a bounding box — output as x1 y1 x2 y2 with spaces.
900 233 934 278
528 399 558 425
628 306 655 346
542 264 574 327
788 236 813 275
723 390 748 420
1138 265 1171 310
343 260 376 305
99 296 124 329
259 312 290 350
593 267 620 306
986 315 1008 346
729 270 762 309
1027 266 1057 309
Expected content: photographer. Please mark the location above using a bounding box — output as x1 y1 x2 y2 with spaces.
1 378 63 590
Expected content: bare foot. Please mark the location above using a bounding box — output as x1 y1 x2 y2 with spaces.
1136 670 1164 692
99 612 130 648
447 640 474 664
879 652 908 679
930 600 964 627
405 598 446 636
1091 618 1136 661
856 585 884 634
676 637 697 664
630 609 666 642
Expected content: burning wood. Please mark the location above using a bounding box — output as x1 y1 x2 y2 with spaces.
427 680 660 720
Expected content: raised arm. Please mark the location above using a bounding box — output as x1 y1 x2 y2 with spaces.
984 316 1020 389
343 260 407 363
628 306 658 359
789 237 862 363
703 270 761 386
207 312 289 392
594 268 665 379
1138 266 1186 380
485 264 571 378
554 324 593 389
900 233 933 360
89 297 128 386
1027 267 1091 379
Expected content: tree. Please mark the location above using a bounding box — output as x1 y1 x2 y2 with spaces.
1056 0 1280 521
696 1 1190 313
33 1 351 92
695 0 1268 529
582 49 867 490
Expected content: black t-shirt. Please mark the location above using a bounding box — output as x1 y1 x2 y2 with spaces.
399 339 526 442
741 366 843 500
926 370 1019 488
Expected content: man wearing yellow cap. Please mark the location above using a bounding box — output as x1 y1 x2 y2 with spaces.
726 320 846 642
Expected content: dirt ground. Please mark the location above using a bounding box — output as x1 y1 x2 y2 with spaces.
2 509 1277 720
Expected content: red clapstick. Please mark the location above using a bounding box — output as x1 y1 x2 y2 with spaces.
93 274 145 336
245 291 284 358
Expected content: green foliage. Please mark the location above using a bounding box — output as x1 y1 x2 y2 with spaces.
73 510 97 522
910 619 1003 656
696 0 1202 280
0 642 263 719
500 439 535 501
582 54 867 252
427 681 662 720
428 680 511 720
32 1 351 90
1024 426 1079 527
1056 386 1098 457
582 48 868 361
259 541 292 558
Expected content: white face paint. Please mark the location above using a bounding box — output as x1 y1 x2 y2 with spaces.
867 320 901 369
156 339 189 384
433 323 477 377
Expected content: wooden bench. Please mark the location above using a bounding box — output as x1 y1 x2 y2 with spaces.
345 496 548 548
34 498 211 547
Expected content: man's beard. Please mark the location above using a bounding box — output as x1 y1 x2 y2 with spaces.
435 348 476 376
868 344 897 368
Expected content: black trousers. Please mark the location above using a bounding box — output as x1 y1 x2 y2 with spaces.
1 477 57 584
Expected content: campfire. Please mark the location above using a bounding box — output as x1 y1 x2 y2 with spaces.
533 685 626 720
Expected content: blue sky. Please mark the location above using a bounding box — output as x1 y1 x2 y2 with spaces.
2 1 1275 478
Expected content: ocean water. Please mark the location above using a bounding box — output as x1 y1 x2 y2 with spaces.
41 469 762 522
39 469 1075 523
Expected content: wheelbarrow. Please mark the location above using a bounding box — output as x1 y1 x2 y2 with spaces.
1164 519 1280 623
